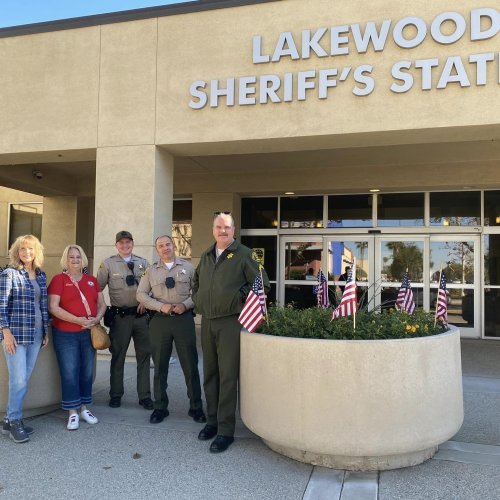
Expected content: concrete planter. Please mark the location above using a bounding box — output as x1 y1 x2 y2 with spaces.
240 327 463 471
0 328 61 417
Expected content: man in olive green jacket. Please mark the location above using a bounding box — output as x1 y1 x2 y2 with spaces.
192 213 269 453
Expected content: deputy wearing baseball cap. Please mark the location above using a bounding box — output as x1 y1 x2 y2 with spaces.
97 231 153 410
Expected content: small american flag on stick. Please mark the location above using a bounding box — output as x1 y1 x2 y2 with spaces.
313 271 329 308
239 275 267 333
435 272 448 326
395 271 416 314
332 261 357 320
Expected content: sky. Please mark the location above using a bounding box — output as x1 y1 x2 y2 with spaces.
0 0 193 28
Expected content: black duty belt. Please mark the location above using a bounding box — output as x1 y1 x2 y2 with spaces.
112 306 145 317
149 309 194 318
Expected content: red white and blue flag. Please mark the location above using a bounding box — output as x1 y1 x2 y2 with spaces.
313 271 329 308
396 272 416 314
239 275 267 333
436 272 448 326
332 262 357 319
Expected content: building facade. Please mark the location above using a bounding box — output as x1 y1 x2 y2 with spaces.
0 0 499 338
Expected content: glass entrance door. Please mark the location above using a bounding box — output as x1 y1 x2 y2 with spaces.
429 235 480 338
375 237 427 311
279 234 480 338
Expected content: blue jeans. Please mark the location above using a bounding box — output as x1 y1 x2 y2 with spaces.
52 327 94 410
3 329 43 420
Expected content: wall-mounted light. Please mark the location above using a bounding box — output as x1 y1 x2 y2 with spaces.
495 216 500 224
284 191 295 195
369 189 380 193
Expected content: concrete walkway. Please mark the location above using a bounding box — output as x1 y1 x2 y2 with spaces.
1 338 500 500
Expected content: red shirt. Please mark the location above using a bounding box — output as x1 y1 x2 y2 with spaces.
48 273 101 332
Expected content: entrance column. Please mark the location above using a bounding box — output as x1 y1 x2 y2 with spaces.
41 196 77 278
191 193 241 265
94 145 173 270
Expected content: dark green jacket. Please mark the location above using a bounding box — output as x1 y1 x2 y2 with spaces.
192 239 270 319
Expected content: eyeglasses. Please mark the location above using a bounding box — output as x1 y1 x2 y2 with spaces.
165 277 176 289
214 211 231 216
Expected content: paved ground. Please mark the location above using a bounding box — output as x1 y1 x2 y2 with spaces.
1 337 500 500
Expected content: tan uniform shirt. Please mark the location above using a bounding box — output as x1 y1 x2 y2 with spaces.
136 258 195 312
97 254 149 308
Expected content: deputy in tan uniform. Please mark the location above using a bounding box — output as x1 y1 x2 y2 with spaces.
97 231 152 410
136 234 205 424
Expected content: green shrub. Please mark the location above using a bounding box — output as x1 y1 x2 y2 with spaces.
257 305 446 340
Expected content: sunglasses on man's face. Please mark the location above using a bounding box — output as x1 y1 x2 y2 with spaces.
214 211 231 216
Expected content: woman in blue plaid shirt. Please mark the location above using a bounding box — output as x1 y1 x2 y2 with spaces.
0 235 49 443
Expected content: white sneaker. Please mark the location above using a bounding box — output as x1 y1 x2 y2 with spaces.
80 410 98 425
67 414 79 430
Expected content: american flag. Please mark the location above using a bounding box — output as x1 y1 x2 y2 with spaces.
313 271 329 308
239 275 267 333
436 272 448 325
395 272 416 314
332 262 357 319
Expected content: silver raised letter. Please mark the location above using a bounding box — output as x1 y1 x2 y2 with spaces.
393 17 427 49
253 35 270 64
189 81 208 109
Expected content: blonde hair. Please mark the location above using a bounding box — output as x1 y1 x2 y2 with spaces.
60 244 89 271
9 234 44 269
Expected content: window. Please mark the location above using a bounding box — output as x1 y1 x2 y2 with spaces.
172 200 192 258
430 192 480 226
377 193 424 227
281 196 323 228
9 203 43 247
241 197 278 229
484 191 500 227
328 195 372 228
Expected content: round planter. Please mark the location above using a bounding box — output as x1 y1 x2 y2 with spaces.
240 326 463 471
0 328 61 418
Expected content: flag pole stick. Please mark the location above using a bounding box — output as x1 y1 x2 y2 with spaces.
259 265 269 326
353 258 356 331
434 266 442 327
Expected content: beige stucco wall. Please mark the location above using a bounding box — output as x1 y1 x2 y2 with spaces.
0 0 498 159
0 27 100 155
98 19 158 147
156 0 500 151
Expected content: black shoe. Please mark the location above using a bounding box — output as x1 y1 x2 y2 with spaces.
198 424 217 441
149 409 169 424
9 420 29 444
209 435 234 453
109 397 121 408
188 408 207 423
2 417 34 436
139 398 154 410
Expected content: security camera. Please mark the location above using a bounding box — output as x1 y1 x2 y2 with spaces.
32 170 43 180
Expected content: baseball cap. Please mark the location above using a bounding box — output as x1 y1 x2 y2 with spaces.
116 230 133 242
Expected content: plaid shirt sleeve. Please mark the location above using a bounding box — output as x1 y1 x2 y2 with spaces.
0 268 40 344
0 269 14 339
